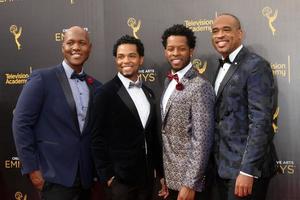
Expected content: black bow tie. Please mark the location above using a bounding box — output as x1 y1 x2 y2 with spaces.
129 81 142 88
71 71 86 81
219 57 232 67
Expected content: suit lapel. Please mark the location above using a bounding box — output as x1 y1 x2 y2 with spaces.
142 85 154 130
82 76 94 132
162 67 196 123
216 47 248 100
115 76 142 127
55 65 80 131
216 64 238 99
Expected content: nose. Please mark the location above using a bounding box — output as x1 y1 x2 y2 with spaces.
172 48 179 56
214 30 225 38
72 43 80 50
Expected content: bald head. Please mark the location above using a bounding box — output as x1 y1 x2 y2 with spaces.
215 13 241 30
63 26 90 44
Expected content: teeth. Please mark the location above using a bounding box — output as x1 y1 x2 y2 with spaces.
172 59 181 64
217 41 227 47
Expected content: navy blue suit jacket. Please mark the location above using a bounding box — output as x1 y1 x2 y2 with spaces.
13 64 102 188
213 47 278 179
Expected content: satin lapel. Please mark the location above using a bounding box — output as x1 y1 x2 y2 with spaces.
82 77 93 132
216 64 238 99
142 85 154 130
116 78 142 126
55 65 80 131
216 47 248 100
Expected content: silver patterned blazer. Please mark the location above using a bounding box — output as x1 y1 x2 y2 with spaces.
161 66 215 192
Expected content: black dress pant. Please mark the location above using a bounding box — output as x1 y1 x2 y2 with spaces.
105 179 153 200
41 175 90 200
215 175 270 200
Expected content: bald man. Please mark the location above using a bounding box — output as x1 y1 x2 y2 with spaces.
211 14 278 200
13 26 102 200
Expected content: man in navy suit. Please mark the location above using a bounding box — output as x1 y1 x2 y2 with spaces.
211 14 278 200
13 26 102 200
92 35 165 200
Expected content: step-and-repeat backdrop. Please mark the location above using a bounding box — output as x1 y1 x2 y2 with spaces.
1 0 299 199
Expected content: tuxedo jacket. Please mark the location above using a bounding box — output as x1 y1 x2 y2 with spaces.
91 76 163 186
213 47 278 179
12 64 102 188
161 67 215 192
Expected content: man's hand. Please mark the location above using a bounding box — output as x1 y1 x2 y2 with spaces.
158 178 169 199
177 186 195 200
107 176 115 187
29 170 44 191
235 174 254 197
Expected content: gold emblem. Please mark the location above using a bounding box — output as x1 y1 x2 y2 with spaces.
192 59 207 74
15 191 27 200
70 0 75 4
272 107 279 133
262 7 278 36
10 25 22 50
127 17 141 39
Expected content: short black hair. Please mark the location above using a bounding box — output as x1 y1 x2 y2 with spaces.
113 35 144 57
161 24 196 49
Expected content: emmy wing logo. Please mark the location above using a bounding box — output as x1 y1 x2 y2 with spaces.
262 6 278 36
272 107 279 133
15 191 27 200
70 0 75 4
10 25 22 50
192 59 207 74
127 17 141 39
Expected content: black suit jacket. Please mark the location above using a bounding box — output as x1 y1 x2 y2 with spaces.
92 76 163 186
213 47 278 179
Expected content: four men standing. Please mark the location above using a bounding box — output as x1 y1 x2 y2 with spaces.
12 13 277 200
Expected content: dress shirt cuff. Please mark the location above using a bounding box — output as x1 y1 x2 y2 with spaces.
240 171 258 179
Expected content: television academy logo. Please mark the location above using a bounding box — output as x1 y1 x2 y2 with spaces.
192 59 207 74
15 191 27 200
262 6 278 36
127 17 141 39
10 25 22 50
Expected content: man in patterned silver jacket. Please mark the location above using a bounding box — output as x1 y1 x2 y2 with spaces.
159 24 215 200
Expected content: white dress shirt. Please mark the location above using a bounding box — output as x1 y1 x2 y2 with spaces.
118 73 150 128
162 62 192 114
62 60 89 133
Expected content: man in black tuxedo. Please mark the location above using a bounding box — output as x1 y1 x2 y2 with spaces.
92 35 165 200
211 13 278 200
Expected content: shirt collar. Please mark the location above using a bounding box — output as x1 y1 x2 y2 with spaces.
225 44 243 63
62 60 84 79
118 72 141 89
171 62 193 81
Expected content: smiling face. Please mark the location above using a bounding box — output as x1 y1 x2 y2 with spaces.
115 43 144 82
211 15 243 58
62 26 91 72
164 35 194 72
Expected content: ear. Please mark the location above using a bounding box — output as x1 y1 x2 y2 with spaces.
139 56 144 66
189 48 195 57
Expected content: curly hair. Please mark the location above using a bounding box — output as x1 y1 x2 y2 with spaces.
113 35 144 57
161 24 196 49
